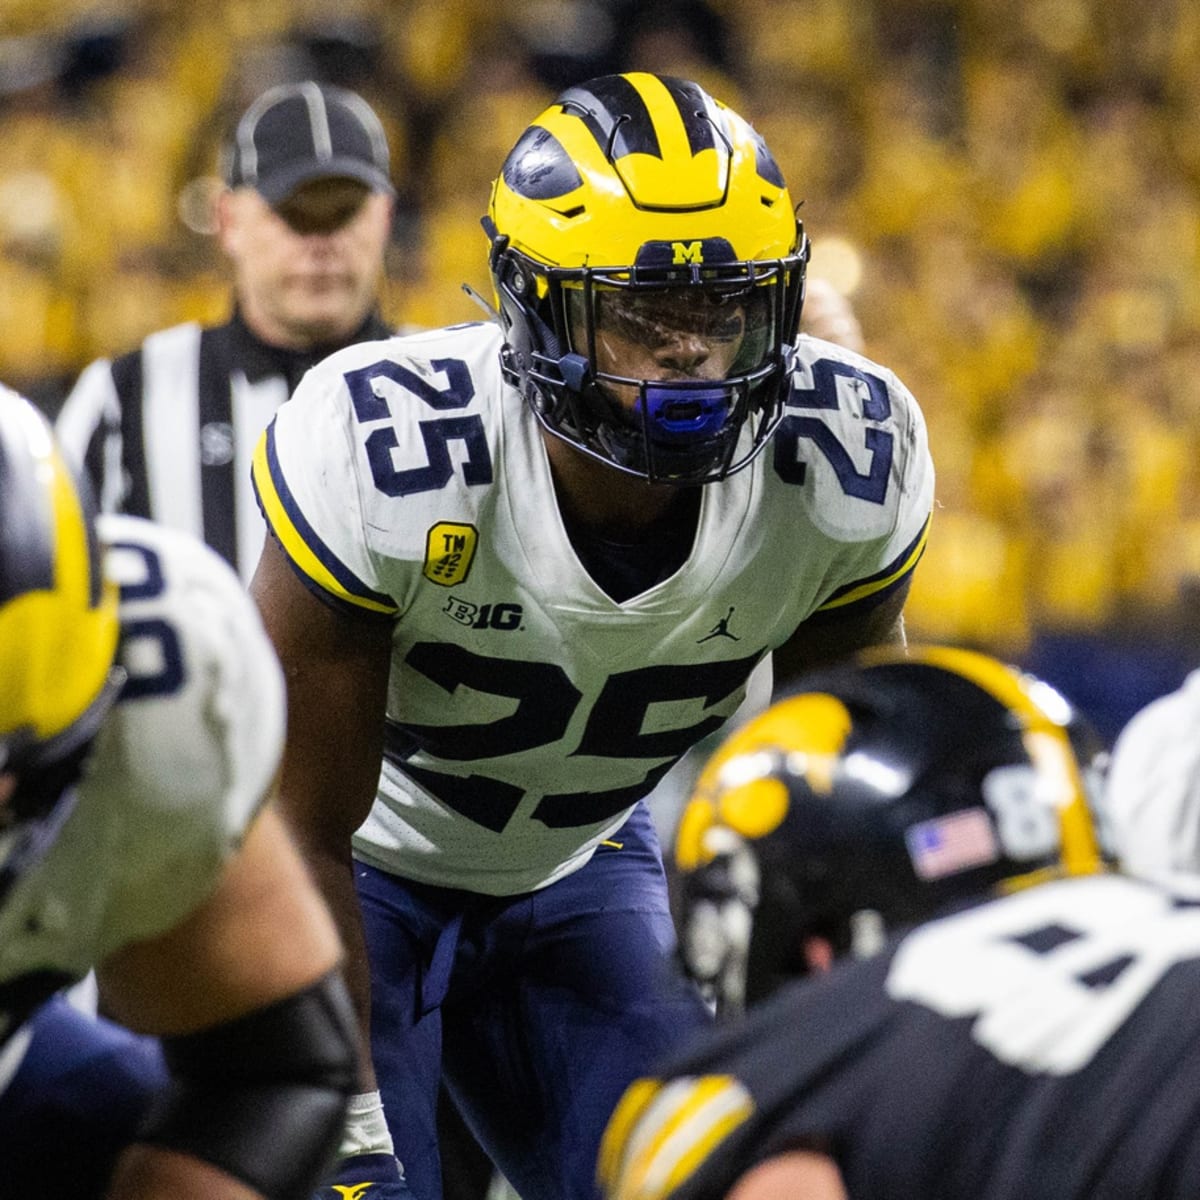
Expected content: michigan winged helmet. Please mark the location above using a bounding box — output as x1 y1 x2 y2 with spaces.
486 71 809 484
0 389 122 901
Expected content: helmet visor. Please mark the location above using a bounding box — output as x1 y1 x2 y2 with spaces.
569 282 777 382
561 281 782 480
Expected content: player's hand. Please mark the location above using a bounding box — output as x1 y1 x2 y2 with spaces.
314 1152 414 1199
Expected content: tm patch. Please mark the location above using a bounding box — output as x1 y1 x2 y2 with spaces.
424 522 478 586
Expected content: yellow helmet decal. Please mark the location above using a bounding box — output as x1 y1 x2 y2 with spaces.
597 73 729 209
676 693 853 871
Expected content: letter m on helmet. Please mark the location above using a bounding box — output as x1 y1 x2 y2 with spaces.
672 240 704 265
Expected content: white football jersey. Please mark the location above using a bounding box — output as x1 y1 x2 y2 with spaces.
1106 669 1200 880
253 321 934 894
0 515 285 992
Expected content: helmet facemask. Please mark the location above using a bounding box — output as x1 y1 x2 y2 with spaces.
494 244 806 485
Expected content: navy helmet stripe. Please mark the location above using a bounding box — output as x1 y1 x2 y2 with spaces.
751 130 785 188
560 74 725 166
655 75 721 158
560 74 659 160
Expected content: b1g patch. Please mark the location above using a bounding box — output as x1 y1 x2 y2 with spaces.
424 522 478 586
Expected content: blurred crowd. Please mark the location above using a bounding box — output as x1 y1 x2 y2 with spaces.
4 0 1200 733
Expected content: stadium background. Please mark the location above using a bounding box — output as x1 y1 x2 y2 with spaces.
3 0 1199 740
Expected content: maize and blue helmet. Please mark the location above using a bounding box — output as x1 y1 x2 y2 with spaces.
0 390 121 903
486 72 808 485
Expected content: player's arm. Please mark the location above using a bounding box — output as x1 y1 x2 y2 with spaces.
770 578 910 694
249 531 395 1091
727 1151 848 1200
96 803 356 1200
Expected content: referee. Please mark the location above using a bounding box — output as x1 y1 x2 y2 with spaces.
56 80 397 584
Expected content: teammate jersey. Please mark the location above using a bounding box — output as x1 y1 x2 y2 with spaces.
0 515 285 1054
600 873 1200 1200
1107 669 1200 880
252 321 934 894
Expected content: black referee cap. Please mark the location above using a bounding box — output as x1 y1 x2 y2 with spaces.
224 81 395 205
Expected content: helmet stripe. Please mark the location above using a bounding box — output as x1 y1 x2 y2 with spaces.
559 74 660 159
653 75 724 158
558 73 722 164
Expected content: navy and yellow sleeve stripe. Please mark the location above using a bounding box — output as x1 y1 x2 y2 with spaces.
810 510 931 621
252 423 398 619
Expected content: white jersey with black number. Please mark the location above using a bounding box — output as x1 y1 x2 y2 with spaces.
1106 669 1200 880
252 321 934 895
0 515 285 994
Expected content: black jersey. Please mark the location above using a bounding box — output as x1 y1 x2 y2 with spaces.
600 872 1200 1200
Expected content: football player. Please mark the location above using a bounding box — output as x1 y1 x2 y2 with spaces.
1104 668 1200 880
596 646 1200 1200
0 388 367 1200
248 72 934 1200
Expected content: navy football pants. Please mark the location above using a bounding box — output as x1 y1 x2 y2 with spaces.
359 802 712 1200
0 994 166 1195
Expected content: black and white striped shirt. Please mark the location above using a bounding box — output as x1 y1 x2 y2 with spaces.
55 309 392 583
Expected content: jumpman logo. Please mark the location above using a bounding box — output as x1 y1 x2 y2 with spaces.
332 1185 377 1200
698 607 739 643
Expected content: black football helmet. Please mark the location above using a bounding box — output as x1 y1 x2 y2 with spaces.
674 645 1109 1015
485 71 808 485
0 389 122 904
